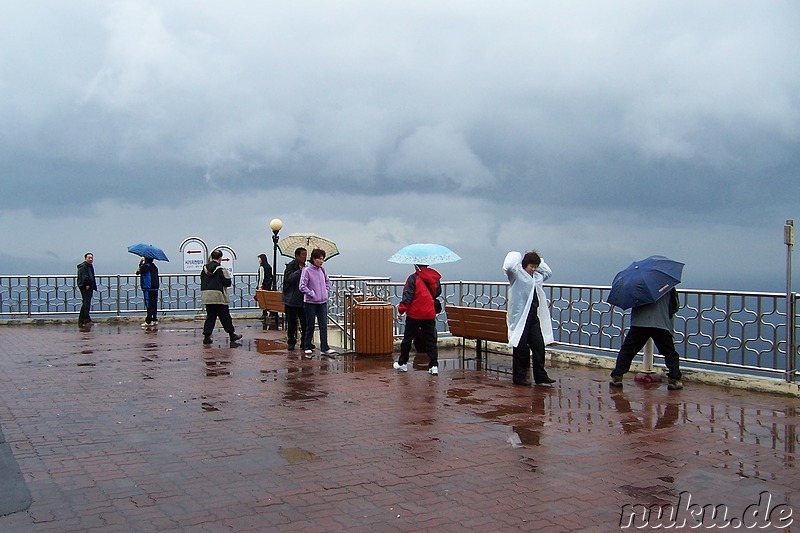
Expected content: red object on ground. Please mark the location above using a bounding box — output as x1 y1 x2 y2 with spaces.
634 371 664 383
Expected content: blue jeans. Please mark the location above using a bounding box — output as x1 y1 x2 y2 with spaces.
303 302 329 351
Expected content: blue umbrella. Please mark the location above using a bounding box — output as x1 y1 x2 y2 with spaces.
127 243 170 262
607 255 683 310
388 243 461 265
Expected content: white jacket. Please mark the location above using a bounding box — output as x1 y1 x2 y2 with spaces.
503 251 555 348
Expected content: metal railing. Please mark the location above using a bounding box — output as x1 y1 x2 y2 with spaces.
360 281 799 383
1 275 797 382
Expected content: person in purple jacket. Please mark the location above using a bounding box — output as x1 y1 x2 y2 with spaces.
299 248 339 358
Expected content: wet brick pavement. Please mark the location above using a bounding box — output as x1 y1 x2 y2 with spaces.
0 321 797 531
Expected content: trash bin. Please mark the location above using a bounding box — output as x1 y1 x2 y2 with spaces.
354 301 394 355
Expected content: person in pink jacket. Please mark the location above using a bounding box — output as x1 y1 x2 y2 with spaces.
299 248 339 358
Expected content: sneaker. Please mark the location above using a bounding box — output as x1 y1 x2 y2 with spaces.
667 379 684 390
304 349 313 357
535 376 556 384
428 366 439 375
609 375 623 388
288 344 296 351
141 322 151 328
393 362 408 372
229 333 243 342
321 349 339 357
202 336 213 345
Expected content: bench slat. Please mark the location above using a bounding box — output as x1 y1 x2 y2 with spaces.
445 305 508 344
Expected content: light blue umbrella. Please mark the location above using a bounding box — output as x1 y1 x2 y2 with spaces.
388 243 461 265
127 243 169 262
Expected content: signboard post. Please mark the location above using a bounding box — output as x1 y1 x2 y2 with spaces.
179 237 208 273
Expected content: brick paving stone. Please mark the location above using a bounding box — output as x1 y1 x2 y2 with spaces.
0 322 798 530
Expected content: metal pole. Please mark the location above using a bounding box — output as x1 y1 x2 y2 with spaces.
785 220 795 382
643 338 654 372
271 230 280 291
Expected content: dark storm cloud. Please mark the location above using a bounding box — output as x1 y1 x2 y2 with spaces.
0 1 798 290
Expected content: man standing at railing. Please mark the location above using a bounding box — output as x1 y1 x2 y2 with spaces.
282 247 307 351
609 289 683 390
76 252 97 326
201 249 242 345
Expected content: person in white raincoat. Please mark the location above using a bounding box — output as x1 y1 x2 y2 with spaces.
503 251 556 385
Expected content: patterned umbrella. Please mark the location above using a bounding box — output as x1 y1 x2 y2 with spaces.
278 233 340 259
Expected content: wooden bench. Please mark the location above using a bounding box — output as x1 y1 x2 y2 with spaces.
445 305 508 359
255 290 285 329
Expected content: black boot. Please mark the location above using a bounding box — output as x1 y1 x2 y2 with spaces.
203 336 212 345
229 333 243 342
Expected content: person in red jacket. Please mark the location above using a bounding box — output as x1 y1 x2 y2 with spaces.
394 264 442 375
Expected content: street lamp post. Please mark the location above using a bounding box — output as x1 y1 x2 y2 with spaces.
270 218 283 291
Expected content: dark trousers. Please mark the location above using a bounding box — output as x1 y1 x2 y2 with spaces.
513 306 549 383
203 304 236 337
303 302 329 351
285 305 306 347
79 288 93 324
143 290 158 323
399 317 438 369
611 326 682 380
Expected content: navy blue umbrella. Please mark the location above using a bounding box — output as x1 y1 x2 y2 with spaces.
127 243 169 262
607 255 683 310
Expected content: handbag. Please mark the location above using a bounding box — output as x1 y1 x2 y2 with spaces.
423 281 443 314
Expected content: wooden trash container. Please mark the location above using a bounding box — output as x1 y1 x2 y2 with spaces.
354 301 394 355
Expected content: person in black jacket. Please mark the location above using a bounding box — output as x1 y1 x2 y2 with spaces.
136 257 160 328
281 247 307 351
200 249 242 345
76 252 97 326
255 253 273 323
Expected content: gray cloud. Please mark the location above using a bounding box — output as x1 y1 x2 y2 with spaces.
1 1 798 291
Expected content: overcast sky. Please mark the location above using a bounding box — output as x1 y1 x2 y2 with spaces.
1 1 798 291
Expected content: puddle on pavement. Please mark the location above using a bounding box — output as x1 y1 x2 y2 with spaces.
446 387 489 406
278 447 318 464
254 338 287 354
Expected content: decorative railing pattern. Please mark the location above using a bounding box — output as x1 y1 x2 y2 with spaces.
1 275 797 381
361 281 799 382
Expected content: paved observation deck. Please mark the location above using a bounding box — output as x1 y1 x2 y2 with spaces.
0 320 797 531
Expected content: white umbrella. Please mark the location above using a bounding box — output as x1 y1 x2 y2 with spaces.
278 233 340 259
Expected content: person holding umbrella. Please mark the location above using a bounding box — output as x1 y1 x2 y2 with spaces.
282 247 307 351
136 257 159 328
607 256 684 390
609 288 683 390
388 243 460 376
299 248 338 357
394 264 442 375
503 250 556 386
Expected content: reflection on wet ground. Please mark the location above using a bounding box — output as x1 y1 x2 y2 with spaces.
0 322 797 530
